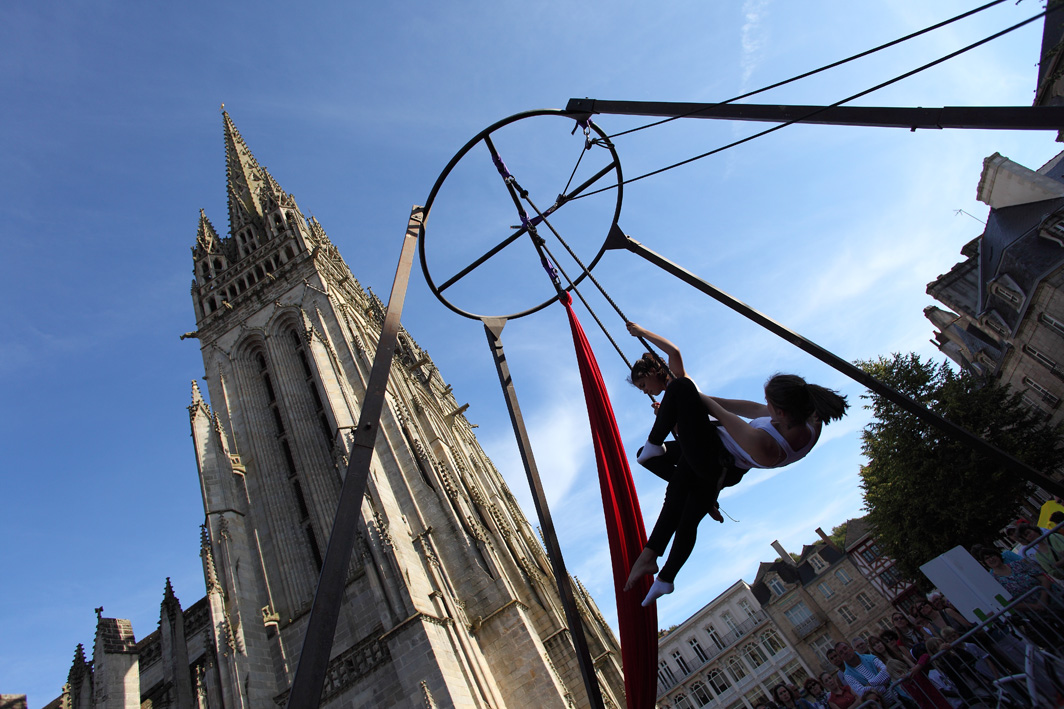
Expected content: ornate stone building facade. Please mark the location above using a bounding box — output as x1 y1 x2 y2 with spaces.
654 581 811 709
49 113 625 708
749 532 898 676
925 148 1064 431
925 14 1064 434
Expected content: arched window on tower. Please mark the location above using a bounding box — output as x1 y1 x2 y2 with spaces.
255 349 323 572
289 328 334 447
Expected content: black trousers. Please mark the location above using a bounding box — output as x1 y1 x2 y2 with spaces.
642 378 746 582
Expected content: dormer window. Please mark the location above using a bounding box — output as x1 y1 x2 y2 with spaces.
989 274 1025 310
1039 216 1064 247
767 576 786 596
809 554 827 572
981 309 1011 338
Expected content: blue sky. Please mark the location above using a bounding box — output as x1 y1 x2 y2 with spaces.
1 0 1058 704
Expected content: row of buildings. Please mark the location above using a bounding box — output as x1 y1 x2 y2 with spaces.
654 519 914 709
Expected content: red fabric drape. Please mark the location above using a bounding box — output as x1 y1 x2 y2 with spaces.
560 292 657 709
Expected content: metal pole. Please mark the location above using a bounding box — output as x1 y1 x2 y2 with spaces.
482 317 606 709
565 99 1064 132
285 206 423 709
603 225 1064 498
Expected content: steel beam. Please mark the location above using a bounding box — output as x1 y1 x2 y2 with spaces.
482 316 606 709
285 206 423 709
602 224 1064 499
566 98 1064 131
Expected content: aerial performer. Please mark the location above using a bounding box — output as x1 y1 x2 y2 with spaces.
623 322 848 606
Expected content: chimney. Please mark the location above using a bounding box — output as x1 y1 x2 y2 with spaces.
771 540 795 565
816 527 839 551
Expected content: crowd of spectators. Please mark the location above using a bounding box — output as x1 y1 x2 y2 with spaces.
746 516 1064 708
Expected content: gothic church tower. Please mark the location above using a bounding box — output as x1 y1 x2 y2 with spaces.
186 113 625 707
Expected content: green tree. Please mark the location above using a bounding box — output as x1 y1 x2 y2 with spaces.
857 353 1064 584
829 521 849 550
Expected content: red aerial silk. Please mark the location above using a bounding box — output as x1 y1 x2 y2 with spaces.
560 292 657 709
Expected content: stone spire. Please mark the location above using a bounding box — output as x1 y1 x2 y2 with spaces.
195 209 222 255
223 110 268 233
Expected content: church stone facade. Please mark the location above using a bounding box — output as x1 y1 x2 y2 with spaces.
50 113 624 708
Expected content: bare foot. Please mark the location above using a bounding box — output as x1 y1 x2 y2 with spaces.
624 547 659 591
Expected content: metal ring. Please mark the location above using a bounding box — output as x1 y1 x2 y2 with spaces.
419 109 623 320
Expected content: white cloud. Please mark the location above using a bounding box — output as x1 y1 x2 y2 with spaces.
740 0 772 86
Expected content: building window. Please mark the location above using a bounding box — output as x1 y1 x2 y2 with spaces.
706 624 726 650
990 275 1025 308
690 637 709 664
879 565 904 589
811 633 834 660
658 660 676 688
818 582 834 599
708 669 731 694
1039 218 1064 246
810 554 827 572
768 576 787 596
1023 376 1060 407
674 693 694 709
783 660 810 688
981 309 1011 338
722 612 741 637
784 602 814 628
835 568 853 585
691 682 713 706
739 599 756 619
1041 312 1064 338
761 628 785 656
745 690 770 709
727 656 748 682
672 650 691 676
743 643 767 669
1024 344 1061 373
857 592 876 611
838 605 857 624
1021 392 1052 421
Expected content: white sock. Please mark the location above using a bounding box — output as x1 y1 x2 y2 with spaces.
641 576 674 607
637 441 666 464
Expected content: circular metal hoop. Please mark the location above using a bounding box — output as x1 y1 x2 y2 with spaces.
419 109 623 320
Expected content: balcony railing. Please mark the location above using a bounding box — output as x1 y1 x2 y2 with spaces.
791 614 826 639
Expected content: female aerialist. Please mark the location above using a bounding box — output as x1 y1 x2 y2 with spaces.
623 322 848 606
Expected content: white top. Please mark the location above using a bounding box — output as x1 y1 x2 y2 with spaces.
717 416 818 470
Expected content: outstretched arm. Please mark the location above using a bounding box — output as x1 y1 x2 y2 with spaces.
701 396 782 467
707 395 770 419
627 322 685 379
